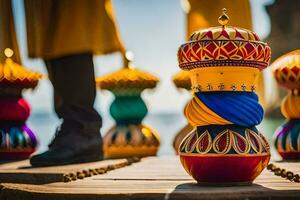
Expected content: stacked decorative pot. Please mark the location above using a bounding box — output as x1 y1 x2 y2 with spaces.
172 71 193 152
97 55 160 159
0 49 42 161
177 9 271 185
272 49 300 160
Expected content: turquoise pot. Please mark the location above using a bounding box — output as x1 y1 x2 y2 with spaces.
110 95 148 125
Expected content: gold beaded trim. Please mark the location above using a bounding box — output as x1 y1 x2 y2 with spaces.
189 67 259 92
63 157 140 182
179 128 270 155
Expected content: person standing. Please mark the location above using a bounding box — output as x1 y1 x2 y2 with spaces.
0 0 124 166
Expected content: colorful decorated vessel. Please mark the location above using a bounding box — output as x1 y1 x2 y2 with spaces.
0 48 42 160
172 71 193 153
272 49 300 160
177 9 271 185
97 53 160 159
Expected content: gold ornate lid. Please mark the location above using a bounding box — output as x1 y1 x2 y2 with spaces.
0 48 43 89
96 53 159 92
178 8 271 71
172 70 191 90
177 8 271 93
272 49 300 90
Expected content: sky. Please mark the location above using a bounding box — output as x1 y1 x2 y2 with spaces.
12 0 274 116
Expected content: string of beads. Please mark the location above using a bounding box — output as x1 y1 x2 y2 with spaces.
267 163 300 183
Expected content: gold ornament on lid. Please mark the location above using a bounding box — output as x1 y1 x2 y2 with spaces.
97 52 158 94
218 8 229 27
4 48 14 58
172 70 191 90
123 51 134 69
0 48 43 90
273 49 300 91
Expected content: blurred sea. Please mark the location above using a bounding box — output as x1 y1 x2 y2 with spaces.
28 112 284 160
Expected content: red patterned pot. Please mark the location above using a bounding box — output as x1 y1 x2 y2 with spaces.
275 119 300 160
179 125 270 185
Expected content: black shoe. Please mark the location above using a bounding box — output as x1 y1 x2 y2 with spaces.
30 120 103 167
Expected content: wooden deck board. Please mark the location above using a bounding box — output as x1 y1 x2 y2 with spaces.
1 156 300 199
0 158 128 184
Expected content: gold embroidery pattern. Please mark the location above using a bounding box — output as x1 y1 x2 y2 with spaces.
179 128 270 155
191 84 256 92
189 26 261 42
277 132 300 153
177 40 271 70
274 66 300 90
272 49 300 90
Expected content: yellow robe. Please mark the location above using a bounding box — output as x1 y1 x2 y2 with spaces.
24 0 125 59
0 0 124 61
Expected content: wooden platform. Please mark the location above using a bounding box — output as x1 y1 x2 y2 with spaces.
1 156 300 200
0 158 131 184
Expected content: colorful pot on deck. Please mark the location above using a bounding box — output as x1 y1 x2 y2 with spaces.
97 54 160 159
177 9 271 185
172 71 193 153
272 50 300 160
0 48 42 161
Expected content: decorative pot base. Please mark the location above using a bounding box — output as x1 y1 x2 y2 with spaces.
275 120 300 160
179 125 271 184
180 154 270 184
0 124 37 161
173 124 193 154
278 152 300 160
103 124 160 159
0 149 35 161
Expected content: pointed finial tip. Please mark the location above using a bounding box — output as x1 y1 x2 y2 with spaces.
4 48 14 58
218 8 229 26
123 51 134 69
125 51 134 62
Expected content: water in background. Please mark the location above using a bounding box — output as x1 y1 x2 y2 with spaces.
28 112 284 160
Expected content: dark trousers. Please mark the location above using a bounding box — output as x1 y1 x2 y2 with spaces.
44 53 102 134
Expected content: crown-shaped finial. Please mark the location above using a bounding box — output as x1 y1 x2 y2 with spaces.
218 8 229 27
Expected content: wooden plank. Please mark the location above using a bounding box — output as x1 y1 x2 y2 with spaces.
0 158 130 184
274 162 300 173
1 156 300 199
1 180 300 199
91 156 192 180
